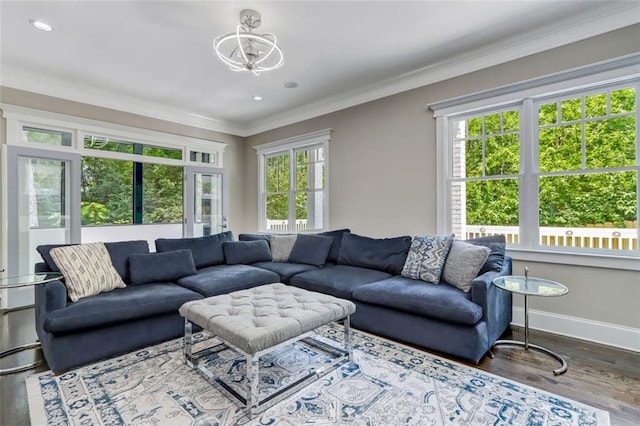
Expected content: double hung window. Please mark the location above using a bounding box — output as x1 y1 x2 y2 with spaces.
433 61 639 265
256 129 330 232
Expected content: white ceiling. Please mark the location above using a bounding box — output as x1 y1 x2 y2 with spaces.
1 1 639 136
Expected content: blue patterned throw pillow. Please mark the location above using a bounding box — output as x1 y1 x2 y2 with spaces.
401 235 454 283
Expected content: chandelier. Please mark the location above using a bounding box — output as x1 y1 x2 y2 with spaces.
213 9 283 76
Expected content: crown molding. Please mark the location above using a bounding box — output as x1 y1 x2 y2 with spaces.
1 4 637 138
245 4 640 135
0 66 249 136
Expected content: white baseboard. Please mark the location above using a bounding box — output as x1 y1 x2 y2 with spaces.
511 307 640 353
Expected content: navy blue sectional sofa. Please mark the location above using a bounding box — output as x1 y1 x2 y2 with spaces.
34 229 512 373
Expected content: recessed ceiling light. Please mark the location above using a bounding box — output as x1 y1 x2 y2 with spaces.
29 19 53 32
283 81 298 89
252 96 263 101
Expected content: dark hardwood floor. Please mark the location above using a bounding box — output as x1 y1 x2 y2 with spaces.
2 308 639 425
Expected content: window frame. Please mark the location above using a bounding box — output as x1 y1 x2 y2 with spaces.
255 129 331 233
431 56 640 271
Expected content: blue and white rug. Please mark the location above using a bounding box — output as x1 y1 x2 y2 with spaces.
27 323 609 425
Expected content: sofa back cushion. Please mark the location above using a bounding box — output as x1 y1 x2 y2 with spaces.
37 240 149 283
49 242 126 302
223 240 272 265
288 234 333 266
337 233 412 274
238 233 271 245
465 235 506 274
155 231 233 269
129 249 197 285
317 228 350 263
103 240 150 283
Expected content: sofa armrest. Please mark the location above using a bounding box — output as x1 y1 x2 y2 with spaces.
471 256 513 343
35 280 68 320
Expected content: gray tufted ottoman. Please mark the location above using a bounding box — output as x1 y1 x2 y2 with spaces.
179 283 356 417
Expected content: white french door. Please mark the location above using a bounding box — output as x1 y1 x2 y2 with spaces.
2 146 81 309
184 166 227 238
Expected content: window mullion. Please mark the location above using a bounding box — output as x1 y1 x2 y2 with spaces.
288 149 296 232
520 98 537 250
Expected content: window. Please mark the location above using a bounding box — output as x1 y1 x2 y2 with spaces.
256 129 331 232
432 60 639 265
23 126 72 146
81 136 184 226
450 108 521 243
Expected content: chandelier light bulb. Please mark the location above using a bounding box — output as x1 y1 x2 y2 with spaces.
213 9 283 76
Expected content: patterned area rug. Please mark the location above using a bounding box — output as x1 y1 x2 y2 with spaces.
27 324 609 425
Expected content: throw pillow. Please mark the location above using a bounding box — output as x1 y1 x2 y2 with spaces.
288 234 333 266
465 235 506 274
223 240 272 265
337 233 412 274
270 235 298 262
129 250 197 285
441 240 491 292
401 234 454 283
155 231 233 269
49 242 126 302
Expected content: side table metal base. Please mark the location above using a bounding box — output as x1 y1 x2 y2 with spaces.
494 339 568 375
0 341 43 375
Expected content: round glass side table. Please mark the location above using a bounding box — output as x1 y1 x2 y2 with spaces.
0 272 62 375
492 274 569 375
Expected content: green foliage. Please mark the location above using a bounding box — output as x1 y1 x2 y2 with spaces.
265 148 325 223
81 155 183 225
465 88 637 228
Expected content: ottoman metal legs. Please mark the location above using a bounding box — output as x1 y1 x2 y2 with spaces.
183 316 353 418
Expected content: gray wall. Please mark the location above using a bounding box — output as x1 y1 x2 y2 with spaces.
244 25 640 333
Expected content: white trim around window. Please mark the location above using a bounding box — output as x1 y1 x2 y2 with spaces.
0 104 227 167
430 55 640 271
255 129 331 233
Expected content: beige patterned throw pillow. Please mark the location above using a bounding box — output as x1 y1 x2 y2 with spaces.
50 242 126 302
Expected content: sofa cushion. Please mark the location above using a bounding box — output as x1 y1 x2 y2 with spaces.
238 233 271 245
37 244 75 272
223 240 272 265
49 242 126 302
441 241 491 292
129 250 197 285
352 276 483 326
155 231 233 269
337 233 412 274
316 229 350 263
466 235 506 274
289 264 393 299
103 240 150 283
401 235 454 283
44 283 202 333
288 234 333 266
251 261 317 283
270 235 297 262
36 240 149 282
177 264 279 297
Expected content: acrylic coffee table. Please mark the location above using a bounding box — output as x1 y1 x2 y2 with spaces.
0 272 62 375
492 272 569 375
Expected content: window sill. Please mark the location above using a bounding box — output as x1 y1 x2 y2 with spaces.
506 247 640 271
